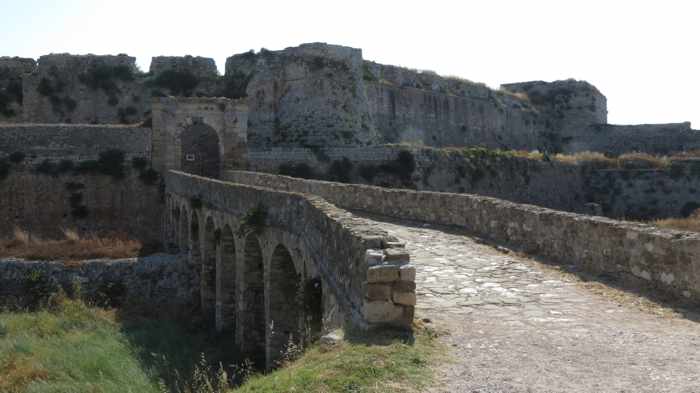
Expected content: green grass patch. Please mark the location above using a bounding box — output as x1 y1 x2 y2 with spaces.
235 326 441 393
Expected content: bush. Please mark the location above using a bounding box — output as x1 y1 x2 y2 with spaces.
221 71 253 99
0 158 9 181
9 151 25 163
138 168 159 185
327 158 354 183
278 163 319 179
153 70 199 96
132 157 148 170
378 150 415 185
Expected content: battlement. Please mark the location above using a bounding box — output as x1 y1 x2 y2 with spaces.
150 55 219 78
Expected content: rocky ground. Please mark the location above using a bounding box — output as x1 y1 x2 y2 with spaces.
361 214 700 393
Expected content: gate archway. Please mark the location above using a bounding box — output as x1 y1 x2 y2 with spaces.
181 122 221 178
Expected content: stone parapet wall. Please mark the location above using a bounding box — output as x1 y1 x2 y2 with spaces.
165 171 415 330
0 124 151 162
0 255 192 309
226 170 700 303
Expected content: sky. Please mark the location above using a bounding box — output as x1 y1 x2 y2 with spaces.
1 0 698 127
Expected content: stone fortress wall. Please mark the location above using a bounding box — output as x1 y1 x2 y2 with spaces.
0 123 161 242
3 43 699 156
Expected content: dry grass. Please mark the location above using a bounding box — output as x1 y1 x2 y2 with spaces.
0 228 143 261
652 209 700 233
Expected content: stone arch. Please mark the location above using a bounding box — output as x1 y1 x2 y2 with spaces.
190 210 202 308
303 277 324 344
217 224 236 333
181 121 221 179
267 244 303 368
170 206 181 252
202 215 217 325
178 205 188 252
242 234 266 367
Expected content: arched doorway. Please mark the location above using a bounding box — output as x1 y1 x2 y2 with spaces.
181 122 221 179
217 225 236 333
267 245 302 368
202 217 217 326
242 234 265 368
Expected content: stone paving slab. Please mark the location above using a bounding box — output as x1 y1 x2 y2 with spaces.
359 214 700 393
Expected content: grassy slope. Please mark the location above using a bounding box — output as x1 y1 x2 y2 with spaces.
0 300 160 393
235 326 441 393
0 300 441 393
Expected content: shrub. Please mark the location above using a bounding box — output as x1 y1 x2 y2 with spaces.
153 70 199 96
358 165 377 182
278 163 319 179
131 157 148 170
9 151 25 163
221 71 253 99
0 158 9 181
138 168 159 185
327 157 354 183
378 150 415 185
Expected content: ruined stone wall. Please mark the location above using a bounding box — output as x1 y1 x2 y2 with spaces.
0 167 162 242
226 170 700 304
0 255 192 309
0 124 151 162
572 123 700 155
227 43 378 148
0 57 35 122
22 54 150 124
0 124 160 242
364 63 543 149
590 160 700 219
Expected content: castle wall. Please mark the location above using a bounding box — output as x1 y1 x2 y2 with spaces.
0 124 151 161
590 160 700 219
22 54 150 124
0 124 160 242
227 170 700 304
571 123 700 155
0 167 162 242
0 57 35 122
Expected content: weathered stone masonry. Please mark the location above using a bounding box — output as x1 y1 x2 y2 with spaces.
226 171 700 304
163 171 416 368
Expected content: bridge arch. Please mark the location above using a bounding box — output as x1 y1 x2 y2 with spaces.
267 244 302 367
242 233 266 367
178 205 187 252
202 216 217 325
217 224 236 333
189 210 202 308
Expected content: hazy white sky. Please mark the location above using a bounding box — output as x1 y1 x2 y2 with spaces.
2 0 698 127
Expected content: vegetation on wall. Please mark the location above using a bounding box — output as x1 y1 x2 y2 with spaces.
0 80 23 117
78 64 135 105
37 77 77 116
152 70 199 96
220 71 253 99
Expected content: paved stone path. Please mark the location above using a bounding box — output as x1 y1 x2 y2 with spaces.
364 214 700 393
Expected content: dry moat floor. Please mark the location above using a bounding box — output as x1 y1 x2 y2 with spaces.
360 213 700 393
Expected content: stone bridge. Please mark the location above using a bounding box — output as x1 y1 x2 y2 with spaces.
162 171 415 368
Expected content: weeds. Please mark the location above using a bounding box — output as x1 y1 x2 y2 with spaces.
0 227 144 260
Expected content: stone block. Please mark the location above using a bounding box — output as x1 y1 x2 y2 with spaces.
367 265 399 283
393 280 416 292
363 300 403 323
399 265 416 282
384 248 410 263
366 283 392 301
393 291 417 306
365 249 385 266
